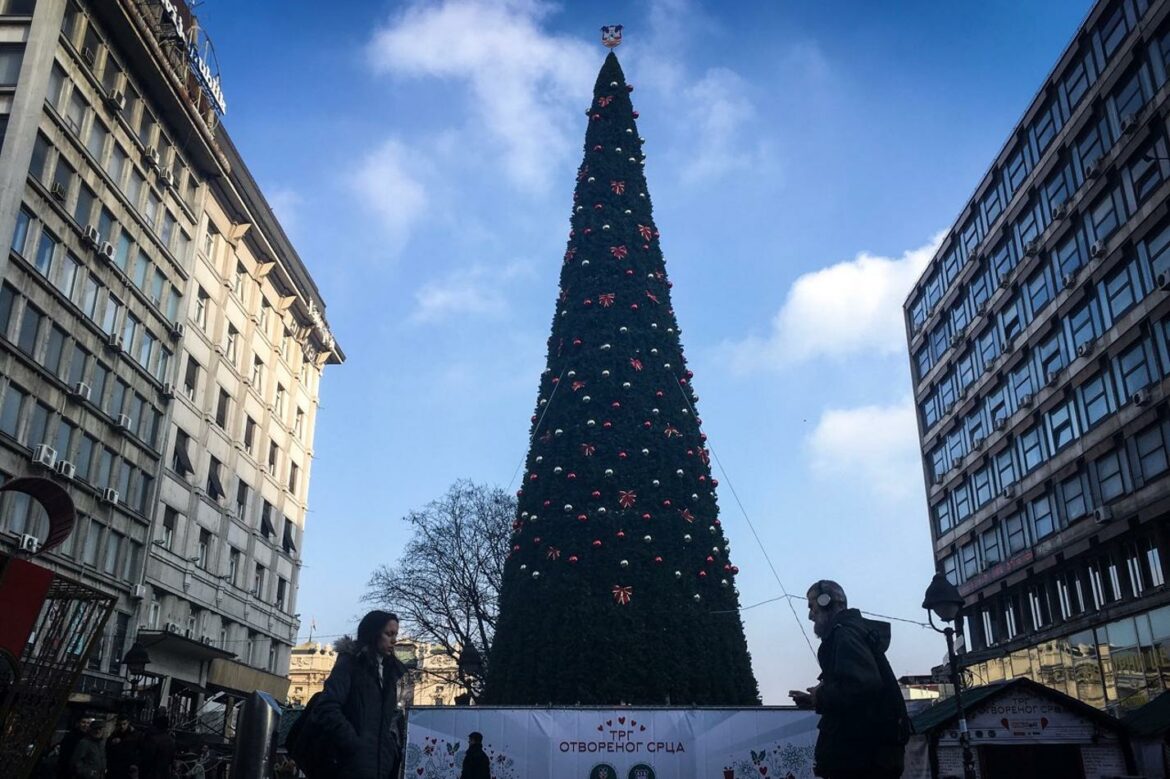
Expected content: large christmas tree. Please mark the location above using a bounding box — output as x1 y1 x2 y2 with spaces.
482 51 759 706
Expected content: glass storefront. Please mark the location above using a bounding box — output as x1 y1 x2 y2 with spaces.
965 604 1170 712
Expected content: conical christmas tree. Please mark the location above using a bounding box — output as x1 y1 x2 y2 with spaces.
483 52 759 706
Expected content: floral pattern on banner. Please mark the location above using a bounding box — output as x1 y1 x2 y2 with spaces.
722 740 815 779
404 736 518 779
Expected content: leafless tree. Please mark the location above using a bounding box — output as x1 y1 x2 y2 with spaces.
365 480 513 697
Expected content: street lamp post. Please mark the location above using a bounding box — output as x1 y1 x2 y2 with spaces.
120 642 151 719
922 573 977 779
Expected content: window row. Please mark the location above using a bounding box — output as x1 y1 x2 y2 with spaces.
918 215 1170 435
909 0 1164 336
58 3 200 209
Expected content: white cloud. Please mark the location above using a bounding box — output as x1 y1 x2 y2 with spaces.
410 261 534 325
350 138 429 248
366 0 594 192
679 67 759 184
265 187 303 234
727 233 943 371
807 399 923 501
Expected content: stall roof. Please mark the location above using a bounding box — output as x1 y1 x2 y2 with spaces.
1122 690 1170 737
911 678 1125 736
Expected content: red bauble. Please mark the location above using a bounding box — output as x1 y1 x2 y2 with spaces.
529 474 538 481
643 421 652 429
591 113 601 121
714 519 721 526
630 303 639 311
516 489 523 497
662 500 672 508
512 545 520 552
592 540 602 548
578 514 588 522
627 84 634 92
569 555 579 563
625 269 634 276
699 571 707 578
654 556 663 563
543 500 551 507
551 377 559 384
612 401 621 409
533 537 541 544
724 564 732 571
603 421 613 429
583 299 593 306
731 566 740 574
632 110 640 118
656 391 664 398
593 203 603 210
618 451 628 459
706 556 714 564
573 338 582 346
591 490 601 499
531 415 537 423
679 378 688 386
593 144 603 151
567 472 577 480
712 478 719 486
616 531 626 539
641 513 651 521
686 370 694 379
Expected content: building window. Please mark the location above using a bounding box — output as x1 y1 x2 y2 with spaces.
267 441 279 473
1079 371 1113 428
228 547 240 587
274 384 286 417
183 355 199 401
1136 424 1170 481
197 528 210 570
933 499 953 536
215 387 229 428
253 563 265 598
1028 585 1051 630
161 507 177 550
982 525 1001 566
1095 448 1126 503
961 541 980 581
207 456 225 499
1019 425 1046 473
226 325 238 364
287 462 299 496
1057 571 1083 620
1059 471 1089 523
1117 340 1154 398
260 501 275 537
981 609 996 646
172 429 193 475
276 577 288 611
244 415 257 453
1005 512 1028 555
236 480 249 521
195 287 209 330
1030 494 1056 540
233 263 246 298
0 43 23 86
294 408 305 438
251 358 264 391
1147 540 1165 589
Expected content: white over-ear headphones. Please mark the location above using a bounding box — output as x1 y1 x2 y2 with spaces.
814 581 833 608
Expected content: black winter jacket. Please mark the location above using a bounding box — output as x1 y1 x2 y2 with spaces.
459 743 491 779
813 609 906 777
313 638 407 779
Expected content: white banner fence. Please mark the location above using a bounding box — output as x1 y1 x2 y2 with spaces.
404 707 819 779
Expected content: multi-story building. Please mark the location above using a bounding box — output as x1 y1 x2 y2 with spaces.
905 0 1170 714
288 637 461 709
0 0 341 717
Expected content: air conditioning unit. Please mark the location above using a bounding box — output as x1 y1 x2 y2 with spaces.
993 415 1009 431
1093 506 1113 524
1020 393 1035 408
82 225 100 246
950 333 967 349
130 584 146 600
169 322 185 341
144 147 161 170
976 299 989 316
164 621 181 634
160 169 175 189
1001 485 1015 500
116 413 131 429
1133 389 1151 406
953 454 966 470
97 241 115 262
1077 340 1095 358
50 181 66 200
958 386 969 400
161 383 175 400
106 333 123 352
105 89 126 112
999 273 1013 290
1121 112 1140 134
71 381 91 401
1052 201 1069 220
30 444 56 469
201 635 214 645
1023 239 1041 257
1090 241 1106 259
1085 157 1102 178
54 460 76 480
18 533 39 554
1046 369 1062 386
973 436 986 451
1158 271 1170 291
101 488 119 504
1062 270 1079 289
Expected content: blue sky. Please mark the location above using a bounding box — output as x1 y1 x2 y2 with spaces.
195 0 1092 702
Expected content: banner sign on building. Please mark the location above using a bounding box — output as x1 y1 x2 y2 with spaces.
405 707 819 779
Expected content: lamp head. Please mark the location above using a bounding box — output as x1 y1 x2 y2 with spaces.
923 572 965 622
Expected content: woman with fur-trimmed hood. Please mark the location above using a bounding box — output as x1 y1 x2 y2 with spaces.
312 610 407 779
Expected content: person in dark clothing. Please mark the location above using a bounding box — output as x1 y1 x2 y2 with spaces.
459 731 491 779
106 715 141 779
56 717 92 779
313 610 407 779
790 580 907 779
136 713 176 779
69 720 106 779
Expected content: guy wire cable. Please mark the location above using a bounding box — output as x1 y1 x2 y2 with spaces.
506 367 567 491
672 376 817 660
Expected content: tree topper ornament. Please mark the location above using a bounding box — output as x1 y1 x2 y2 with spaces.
601 24 623 49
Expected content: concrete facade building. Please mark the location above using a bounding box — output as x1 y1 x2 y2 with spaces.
287 638 461 709
0 0 341 716
906 0 1170 714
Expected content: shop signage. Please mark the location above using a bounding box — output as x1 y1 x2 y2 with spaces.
156 0 227 115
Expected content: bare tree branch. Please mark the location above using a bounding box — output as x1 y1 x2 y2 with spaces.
364 480 513 697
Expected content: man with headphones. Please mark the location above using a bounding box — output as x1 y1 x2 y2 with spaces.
789 580 908 779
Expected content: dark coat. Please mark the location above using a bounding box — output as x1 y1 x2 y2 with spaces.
69 735 105 779
105 726 141 779
136 727 175 779
55 728 85 779
813 609 907 777
313 638 407 779
459 743 491 779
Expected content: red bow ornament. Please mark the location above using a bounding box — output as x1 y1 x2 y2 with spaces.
612 585 633 605
610 245 629 260
618 490 638 508
598 293 615 308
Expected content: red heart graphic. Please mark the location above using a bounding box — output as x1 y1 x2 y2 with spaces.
1041 717 1049 728
1001 718 1009 729
618 717 626 725
606 720 612 726
416 770 423 775
640 725 646 731
759 768 768 776
597 725 603 732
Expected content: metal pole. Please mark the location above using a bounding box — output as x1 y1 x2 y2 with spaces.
944 626 977 779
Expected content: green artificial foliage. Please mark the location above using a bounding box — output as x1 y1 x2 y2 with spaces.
482 52 760 706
